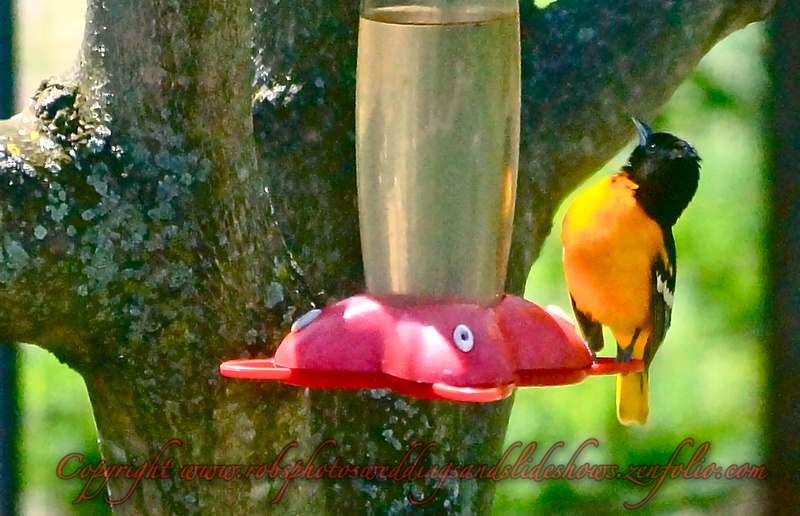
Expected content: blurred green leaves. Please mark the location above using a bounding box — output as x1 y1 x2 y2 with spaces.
20 345 110 515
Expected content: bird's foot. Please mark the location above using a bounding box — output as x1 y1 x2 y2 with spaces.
616 344 634 363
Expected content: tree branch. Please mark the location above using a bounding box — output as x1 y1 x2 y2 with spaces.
507 0 775 292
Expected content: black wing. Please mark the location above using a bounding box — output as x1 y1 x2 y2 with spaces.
571 295 605 353
644 228 676 367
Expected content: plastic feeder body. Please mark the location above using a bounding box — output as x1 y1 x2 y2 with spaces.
219 1 644 402
356 0 521 305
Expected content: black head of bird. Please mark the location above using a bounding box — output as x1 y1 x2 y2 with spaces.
623 118 701 228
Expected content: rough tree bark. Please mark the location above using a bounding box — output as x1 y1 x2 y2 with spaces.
766 1 800 514
0 0 773 513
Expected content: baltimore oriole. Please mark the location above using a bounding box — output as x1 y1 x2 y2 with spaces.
561 118 700 425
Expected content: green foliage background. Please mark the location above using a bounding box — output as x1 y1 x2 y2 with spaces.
15 1 767 514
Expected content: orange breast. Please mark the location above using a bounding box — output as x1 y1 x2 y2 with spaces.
561 175 665 347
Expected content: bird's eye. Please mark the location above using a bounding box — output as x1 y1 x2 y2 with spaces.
648 142 657 150
452 324 474 352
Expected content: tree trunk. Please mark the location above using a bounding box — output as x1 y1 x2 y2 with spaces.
766 1 800 514
0 0 773 513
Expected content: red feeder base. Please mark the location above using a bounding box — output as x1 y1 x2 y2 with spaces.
219 294 643 402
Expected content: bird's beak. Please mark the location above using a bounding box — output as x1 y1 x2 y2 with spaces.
631 117 654 146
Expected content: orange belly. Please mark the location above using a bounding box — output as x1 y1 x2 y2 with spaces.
561 175 665 351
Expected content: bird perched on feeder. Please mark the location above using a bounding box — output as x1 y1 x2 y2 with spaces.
560 118 700 425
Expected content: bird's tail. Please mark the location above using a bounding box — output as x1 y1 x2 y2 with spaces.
616 371 649 425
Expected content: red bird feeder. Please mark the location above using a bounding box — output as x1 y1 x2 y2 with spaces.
220 295 641 402
219 0 642 400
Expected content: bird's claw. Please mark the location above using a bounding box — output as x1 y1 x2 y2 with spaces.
616 344 634 363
